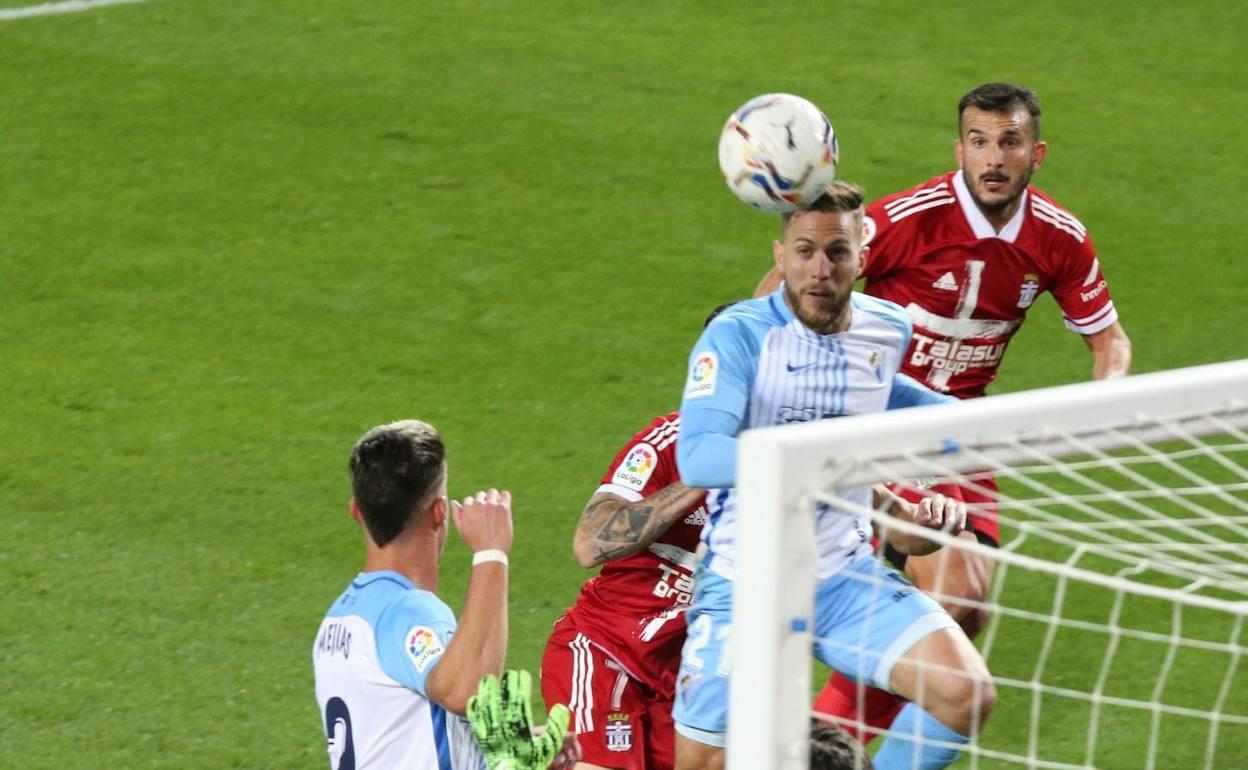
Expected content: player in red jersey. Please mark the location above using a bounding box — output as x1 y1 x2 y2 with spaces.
757 83 1132 741
540 412 706 770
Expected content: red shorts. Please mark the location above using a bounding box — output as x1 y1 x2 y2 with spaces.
541 616 675 770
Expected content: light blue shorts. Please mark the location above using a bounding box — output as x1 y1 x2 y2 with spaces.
671 555 955 744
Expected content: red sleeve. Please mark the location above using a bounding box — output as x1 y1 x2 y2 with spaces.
861 197 911 278
596 416 681 502
1050 231 1119 335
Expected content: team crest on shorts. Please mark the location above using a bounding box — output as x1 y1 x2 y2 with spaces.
605 712 633 752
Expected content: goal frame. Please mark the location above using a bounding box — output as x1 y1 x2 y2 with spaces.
725 359 1248 770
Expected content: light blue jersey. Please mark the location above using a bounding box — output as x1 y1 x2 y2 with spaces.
672 287 960 761
678 287 941 581
312 570 485 770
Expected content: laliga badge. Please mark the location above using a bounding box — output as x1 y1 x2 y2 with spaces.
612 443 658 492
685 352 718 399
404 626 444 673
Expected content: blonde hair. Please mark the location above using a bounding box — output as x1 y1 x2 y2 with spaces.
780 180 866 236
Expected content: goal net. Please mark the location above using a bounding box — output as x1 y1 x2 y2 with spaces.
726 360 1248 770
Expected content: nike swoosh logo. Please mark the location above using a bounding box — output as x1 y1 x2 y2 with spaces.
786 362 818 373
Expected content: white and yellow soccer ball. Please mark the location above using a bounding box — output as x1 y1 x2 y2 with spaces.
717 93 839 213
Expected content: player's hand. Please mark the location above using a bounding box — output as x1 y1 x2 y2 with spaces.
546 731 580 769
452 489 514 554
911 493 967 534
467 670 572 770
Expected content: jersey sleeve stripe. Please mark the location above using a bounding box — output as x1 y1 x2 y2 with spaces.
1032 197 1088 235
888 195 956 222
1064 304 1118 334
883 183 950 215
641 420 679 444
1083 257 1102 286
1066 302 1116 326
1031 206 1087 242
595 483 646 502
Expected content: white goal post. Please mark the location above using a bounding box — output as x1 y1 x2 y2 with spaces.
727 359 1248 770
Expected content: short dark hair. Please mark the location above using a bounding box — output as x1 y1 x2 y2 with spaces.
349 420 446 547
810 723 874 770
704 301 741 328
958 82 1042 139
780 180 866 235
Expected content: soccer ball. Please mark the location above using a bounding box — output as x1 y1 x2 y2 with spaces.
717 93 838 213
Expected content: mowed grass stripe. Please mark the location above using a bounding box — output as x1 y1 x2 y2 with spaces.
1 0 1245 767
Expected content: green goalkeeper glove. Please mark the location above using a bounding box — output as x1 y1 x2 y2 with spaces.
467 670 571 770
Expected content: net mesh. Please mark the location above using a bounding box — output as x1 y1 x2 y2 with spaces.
809 402 1248 769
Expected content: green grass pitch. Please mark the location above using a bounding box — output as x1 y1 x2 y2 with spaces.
2 0 1246 767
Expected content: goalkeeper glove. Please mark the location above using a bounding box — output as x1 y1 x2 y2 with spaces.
467 670 571 770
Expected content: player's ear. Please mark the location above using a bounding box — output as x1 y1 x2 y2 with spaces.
772 239 784 269
349 498 364 526
954 138 964 169
1032 141 1048 171
856 245 869 278
429 495 448 530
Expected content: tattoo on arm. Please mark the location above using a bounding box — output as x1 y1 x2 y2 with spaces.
596 506 655 543
576 482 704 566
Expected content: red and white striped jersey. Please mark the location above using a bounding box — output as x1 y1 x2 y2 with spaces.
559 412 705 696
862 170 1118 399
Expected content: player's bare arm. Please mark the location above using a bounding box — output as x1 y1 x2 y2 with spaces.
426 489 513 715
872 484 967 556
1083 320 1132 379
572 482 707 568
752 265 784 298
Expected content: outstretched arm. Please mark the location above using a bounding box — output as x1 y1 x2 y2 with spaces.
873 484 966 556
888 372 956 409
572 482 707 568
1083 321 1131 379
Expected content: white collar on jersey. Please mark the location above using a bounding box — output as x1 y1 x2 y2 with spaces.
952 169 1028 243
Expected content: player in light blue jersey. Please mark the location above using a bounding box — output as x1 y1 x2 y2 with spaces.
672 183 996 770
313 419 516 770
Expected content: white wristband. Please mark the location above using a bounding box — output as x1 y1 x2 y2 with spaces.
472 549 509 567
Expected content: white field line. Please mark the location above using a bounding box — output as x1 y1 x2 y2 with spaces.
0 0 154 22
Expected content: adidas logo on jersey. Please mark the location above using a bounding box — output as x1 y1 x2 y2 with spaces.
932 272 959 291
684 507 709 525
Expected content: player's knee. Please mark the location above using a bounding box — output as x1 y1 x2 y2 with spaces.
970 676 997 733
674 754 724 770
921 663 996 738
941 674 996 736
675 736 725 770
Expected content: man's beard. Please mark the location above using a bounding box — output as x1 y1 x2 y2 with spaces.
964 165 1032 212
786 283 850 334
